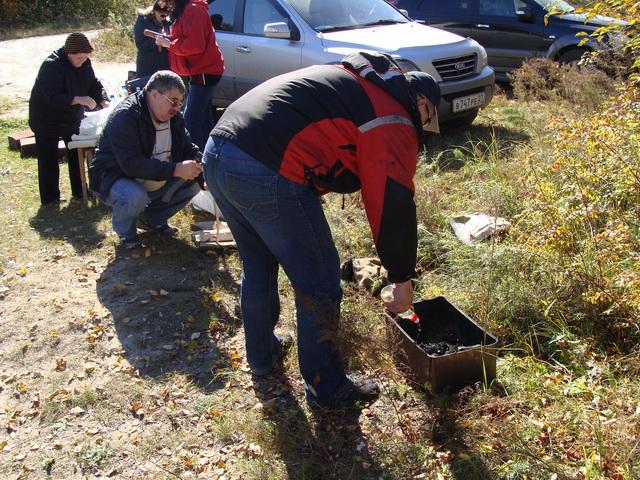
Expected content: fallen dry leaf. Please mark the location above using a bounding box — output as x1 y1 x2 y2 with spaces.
130 401 144 418
69 407 86 416
54 358 67 372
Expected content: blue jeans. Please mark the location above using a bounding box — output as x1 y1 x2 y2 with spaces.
203 136 348 402
184 83 216 151
99 177 200 242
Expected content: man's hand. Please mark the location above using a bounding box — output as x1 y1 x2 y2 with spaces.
100 100 110 109
73 96 97 110
382 280 414 314
173 160 203 180
155 37 171 49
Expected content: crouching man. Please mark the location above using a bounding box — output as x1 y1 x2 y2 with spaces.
89 70 202 248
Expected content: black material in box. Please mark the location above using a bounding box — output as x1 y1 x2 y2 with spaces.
388 296 499 393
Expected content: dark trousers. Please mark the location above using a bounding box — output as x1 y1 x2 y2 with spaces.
35 133 82 204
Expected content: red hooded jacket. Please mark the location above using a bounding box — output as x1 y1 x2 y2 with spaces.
168 0 224 77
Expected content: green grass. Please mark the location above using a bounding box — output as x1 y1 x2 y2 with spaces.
1 64 639 479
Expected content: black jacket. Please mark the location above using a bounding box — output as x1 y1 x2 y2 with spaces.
134 14 170 77
28 47 107 137
212 53 420 283
89 91 200 198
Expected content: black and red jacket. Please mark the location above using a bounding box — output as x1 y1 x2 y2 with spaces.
211 53 423 283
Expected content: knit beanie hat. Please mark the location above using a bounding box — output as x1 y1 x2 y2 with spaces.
64 33 94 54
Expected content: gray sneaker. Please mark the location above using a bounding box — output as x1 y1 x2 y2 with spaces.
137 220 178 235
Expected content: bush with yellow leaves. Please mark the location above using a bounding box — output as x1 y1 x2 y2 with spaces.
515 83 640 336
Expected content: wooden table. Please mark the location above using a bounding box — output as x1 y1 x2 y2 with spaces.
67 138 98 206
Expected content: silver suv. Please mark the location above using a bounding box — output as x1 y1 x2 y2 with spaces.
209 0 495 128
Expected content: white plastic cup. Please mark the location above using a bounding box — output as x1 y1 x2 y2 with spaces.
381 285 419 323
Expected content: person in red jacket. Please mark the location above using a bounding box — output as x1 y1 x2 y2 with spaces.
156 0 224 150
202 52 440 408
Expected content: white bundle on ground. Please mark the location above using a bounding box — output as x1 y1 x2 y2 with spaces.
190 190 224 220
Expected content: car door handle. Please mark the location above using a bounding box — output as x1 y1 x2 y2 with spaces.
476 24 490 28
235 45 252 53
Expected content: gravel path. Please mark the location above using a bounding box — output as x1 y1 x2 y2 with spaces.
0 30 133 117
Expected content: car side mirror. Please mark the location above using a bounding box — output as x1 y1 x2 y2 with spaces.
264 22 292 39
398 9 409 17
516 6 534 22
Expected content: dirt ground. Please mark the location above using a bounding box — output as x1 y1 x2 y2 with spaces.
0 31 415 480
0 31 133 118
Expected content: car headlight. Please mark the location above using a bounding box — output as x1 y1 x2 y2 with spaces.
477 48 488 71
469 40 488 71
393 58 421 73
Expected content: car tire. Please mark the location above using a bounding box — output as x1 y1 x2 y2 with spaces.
440 109 478 131
557 48 587 67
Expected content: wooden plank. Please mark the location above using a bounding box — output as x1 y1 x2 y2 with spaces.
20 137 37 158
8 129 34 151
57 140 67 160
19 138 66 159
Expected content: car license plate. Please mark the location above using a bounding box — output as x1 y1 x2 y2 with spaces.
452 92 485 113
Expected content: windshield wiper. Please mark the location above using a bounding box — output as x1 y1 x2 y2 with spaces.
359 19 402 27
317 24 361 33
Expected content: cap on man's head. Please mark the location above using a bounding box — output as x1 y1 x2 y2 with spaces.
64 33 94 54
406 71 441 133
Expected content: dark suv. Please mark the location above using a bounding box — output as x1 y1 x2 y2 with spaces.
396 0 625 81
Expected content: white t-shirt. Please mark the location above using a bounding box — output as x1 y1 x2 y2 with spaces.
138 117 172 192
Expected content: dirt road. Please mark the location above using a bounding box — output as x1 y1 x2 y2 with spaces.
0 30 133 117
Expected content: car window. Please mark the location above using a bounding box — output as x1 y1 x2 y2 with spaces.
415 0 476 17
478 0 517 16
288 0 407 32
209 0 238 31
533 0 574 12
243 0 289 35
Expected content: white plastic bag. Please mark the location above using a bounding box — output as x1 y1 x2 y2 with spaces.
190 190 224 220
76 105 115 138
449 213 511 245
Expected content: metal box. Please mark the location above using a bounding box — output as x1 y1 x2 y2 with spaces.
388 296 499 393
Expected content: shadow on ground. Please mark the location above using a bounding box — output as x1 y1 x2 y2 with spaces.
431 395 495 480
252 372 383 480
96 233 242 392
29 200 110 253
424 121 531 171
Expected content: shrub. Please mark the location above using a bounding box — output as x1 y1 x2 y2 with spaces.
0 0 146 41
509 57 614 107
515 83 640 341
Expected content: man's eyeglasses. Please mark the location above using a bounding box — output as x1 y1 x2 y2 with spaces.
161 93 183 109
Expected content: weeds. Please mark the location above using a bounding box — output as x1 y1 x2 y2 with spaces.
2 51 640 478
510 57 614 108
